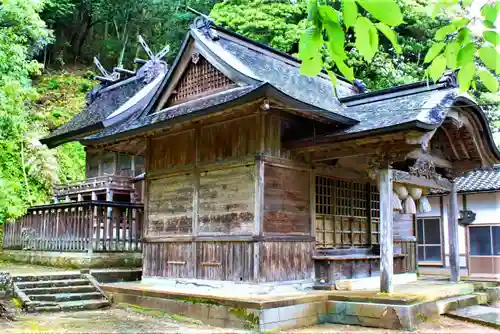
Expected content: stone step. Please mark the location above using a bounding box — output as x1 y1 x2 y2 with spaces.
16 279 89 289
473 292 490 305
21 285 97 295
28 292 104 302
32 299 110 313
13 273 82 283
436 294 480 314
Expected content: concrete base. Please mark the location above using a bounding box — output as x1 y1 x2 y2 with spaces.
335 273 417 291
0 250 141 269
101 279 495 331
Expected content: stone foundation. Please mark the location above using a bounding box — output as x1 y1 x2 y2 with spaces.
102 280 494 331
0 250 141 269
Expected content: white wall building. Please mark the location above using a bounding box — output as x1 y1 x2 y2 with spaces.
417 167 500 280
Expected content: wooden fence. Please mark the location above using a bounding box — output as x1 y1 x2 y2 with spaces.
3 201 143 253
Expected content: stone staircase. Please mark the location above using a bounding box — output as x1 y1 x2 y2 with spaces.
12 272 110 313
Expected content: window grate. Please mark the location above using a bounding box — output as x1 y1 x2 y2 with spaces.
316 176 379 248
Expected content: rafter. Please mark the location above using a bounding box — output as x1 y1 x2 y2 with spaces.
439 126 460 160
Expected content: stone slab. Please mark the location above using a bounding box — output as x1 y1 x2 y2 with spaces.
335 273 418 291
447 305 500 329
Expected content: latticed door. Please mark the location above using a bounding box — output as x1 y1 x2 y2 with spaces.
315 175 380 248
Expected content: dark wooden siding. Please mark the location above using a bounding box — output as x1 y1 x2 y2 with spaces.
199 115 259 163
196 241 254 281
198 166 255 235
147 174 194 236
143 242 194 278
263 165 310 234
260 241 313 282
150 130 195 171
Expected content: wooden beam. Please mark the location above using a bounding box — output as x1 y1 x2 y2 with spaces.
392 170 451 191
406 150 453 169
448 181 460 283
312 143 415 162
378 166 393 293
440 126 460 160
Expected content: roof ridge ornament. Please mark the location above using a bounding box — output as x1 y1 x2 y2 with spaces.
137 35 170 62
93 57 121 83
136 35 169 84
187 6 219 41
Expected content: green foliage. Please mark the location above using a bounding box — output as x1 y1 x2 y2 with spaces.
423 0 500 93
211 0 307 53
0 1 90 226
41 0 217 69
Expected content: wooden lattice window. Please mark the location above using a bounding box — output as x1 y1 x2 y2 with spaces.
167 55 235 106
316 176 379 248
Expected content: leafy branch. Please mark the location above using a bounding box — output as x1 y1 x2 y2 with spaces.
298 0 500 94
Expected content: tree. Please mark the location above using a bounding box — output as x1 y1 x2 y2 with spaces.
40 0 218 68
0 0 54 221
296 0 500 94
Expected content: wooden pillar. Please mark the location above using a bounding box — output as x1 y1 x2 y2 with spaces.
378 167 393 293
448 180 460 283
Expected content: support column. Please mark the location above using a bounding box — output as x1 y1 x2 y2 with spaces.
448 180 460 282
378 166 393 293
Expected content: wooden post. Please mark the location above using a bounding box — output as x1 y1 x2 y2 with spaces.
378 166 393 293
448 180 460 283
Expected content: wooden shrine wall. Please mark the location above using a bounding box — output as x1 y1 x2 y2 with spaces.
148 174 194 236
263 165 310 234
143 110 315 282
198 166 255 235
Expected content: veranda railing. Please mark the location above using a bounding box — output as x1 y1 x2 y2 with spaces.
3 201 143 253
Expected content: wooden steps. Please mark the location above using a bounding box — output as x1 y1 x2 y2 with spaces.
13 272 110 313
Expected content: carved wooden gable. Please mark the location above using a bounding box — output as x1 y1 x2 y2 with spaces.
166 54 235 107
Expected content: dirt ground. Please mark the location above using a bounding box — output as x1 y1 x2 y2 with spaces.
1 307 499 333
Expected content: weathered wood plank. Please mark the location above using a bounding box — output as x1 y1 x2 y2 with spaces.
448 181 460 282
378 167 393 293
147 174 194 236
198 166 255 235
259 241 313 282
150 130 195 171
263 165 310 234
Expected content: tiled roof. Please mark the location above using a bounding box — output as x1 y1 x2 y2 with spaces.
41 62 166 148
455 167 500 193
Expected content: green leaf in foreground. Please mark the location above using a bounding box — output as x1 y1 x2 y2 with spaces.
484 30 500 46
324 21 346 59
427 55 446 83
478 69 499 93
457 43 476 67
375 23 402 54
424 42 445 63
458 61 475 92
434 23 457 41
300 56 323 76
319 5 339 23
298 26 322 60
479 46 500 74
333 56 354 81
481 3 499 23
327 70 338 97
356 0 404 27
342 0 358 29
444 42 460 69
355 17 377 62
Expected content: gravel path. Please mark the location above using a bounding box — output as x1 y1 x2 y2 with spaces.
1 307 499 333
